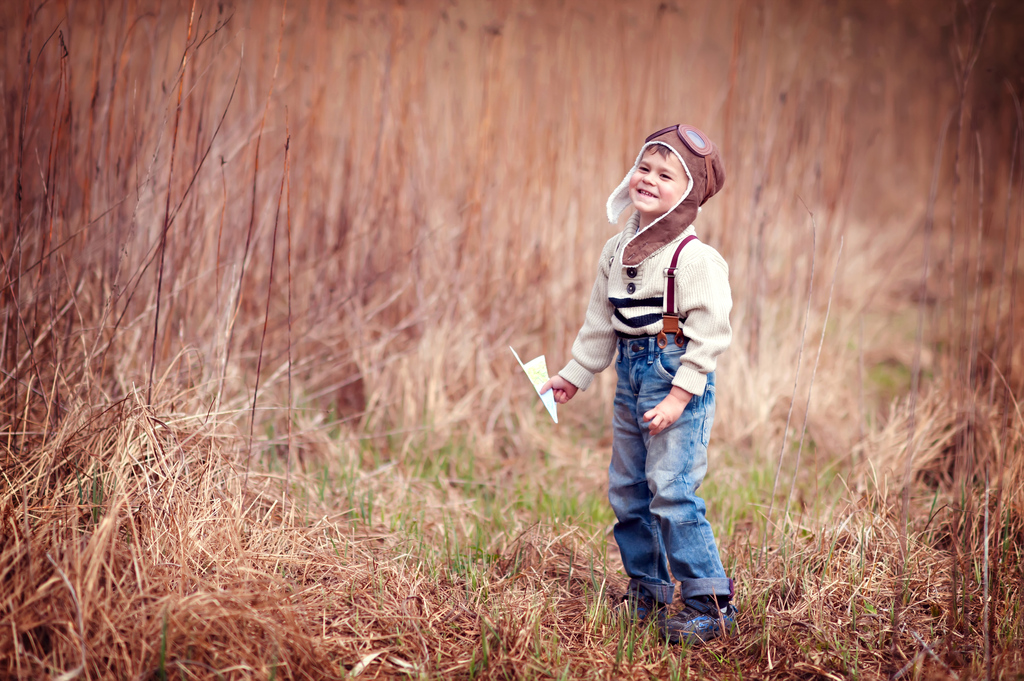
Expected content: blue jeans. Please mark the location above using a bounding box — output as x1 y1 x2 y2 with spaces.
609 335 732 604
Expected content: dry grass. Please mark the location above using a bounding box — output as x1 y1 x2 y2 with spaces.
2 0 1024 678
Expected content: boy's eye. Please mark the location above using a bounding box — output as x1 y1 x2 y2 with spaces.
660 174 671 180
638 165 649 172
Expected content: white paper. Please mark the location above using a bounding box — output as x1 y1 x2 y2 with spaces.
510 346 558 423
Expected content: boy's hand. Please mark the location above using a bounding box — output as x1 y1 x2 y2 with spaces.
539 375 578 404
643 387 692 436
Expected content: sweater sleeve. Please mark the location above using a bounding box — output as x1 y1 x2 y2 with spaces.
673 248 733 395
558 238 619 391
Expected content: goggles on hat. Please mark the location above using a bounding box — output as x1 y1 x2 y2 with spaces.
644 124 717 202
645 124 714 156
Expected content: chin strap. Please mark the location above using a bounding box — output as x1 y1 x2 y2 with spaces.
656 235 699 349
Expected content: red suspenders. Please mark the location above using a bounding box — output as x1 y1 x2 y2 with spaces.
656 235 698 349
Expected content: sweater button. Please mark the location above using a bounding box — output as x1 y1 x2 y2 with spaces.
626 267 637 278
626 283 636 294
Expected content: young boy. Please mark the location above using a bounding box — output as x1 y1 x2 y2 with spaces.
540 124 736 644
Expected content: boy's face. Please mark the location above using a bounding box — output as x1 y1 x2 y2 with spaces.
628 147 688 223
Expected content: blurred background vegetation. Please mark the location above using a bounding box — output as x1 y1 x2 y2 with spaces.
2 1 1023 678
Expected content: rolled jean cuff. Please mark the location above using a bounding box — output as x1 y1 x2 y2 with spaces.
678 577 734 600
628 578 675 605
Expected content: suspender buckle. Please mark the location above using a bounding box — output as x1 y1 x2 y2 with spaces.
660 315 687 347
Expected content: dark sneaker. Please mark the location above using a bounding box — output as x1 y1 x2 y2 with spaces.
658 596 738 645
617 592 665 624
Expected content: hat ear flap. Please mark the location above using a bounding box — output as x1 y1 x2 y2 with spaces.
606 145 650 223
606 170 635 223
700 152 726 205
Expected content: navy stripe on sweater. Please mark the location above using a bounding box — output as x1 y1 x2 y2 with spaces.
609 296 661 309
614 310 663 329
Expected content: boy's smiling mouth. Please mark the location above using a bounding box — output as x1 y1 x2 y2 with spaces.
637 189 657 197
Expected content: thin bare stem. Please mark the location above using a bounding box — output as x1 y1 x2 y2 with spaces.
246 133 289 488
285 113 294 498
761 209 815 564
782 229 844 534
223 2 286 390
148 0 196 404
969 133 985 393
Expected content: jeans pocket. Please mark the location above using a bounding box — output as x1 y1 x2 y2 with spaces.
655 348 683 382
700 384 716 446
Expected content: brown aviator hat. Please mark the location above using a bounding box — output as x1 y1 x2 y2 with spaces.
606 124 726 265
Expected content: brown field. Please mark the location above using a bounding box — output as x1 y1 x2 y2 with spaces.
2 0 1024 679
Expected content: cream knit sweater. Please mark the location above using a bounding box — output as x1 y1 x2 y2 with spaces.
558 213 732 396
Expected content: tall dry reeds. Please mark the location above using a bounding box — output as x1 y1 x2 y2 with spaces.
2 0 1024 678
